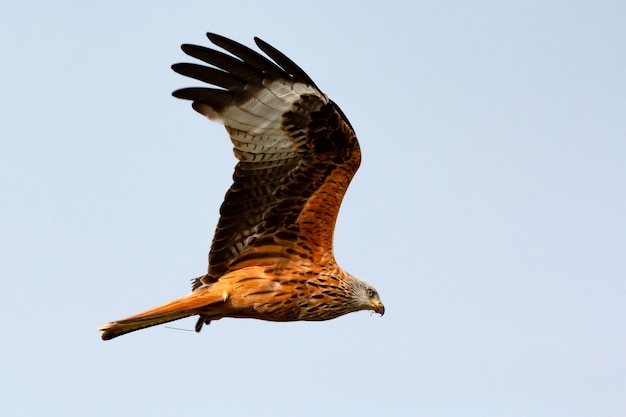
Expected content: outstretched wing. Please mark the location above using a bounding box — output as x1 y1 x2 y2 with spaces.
172 33 361 286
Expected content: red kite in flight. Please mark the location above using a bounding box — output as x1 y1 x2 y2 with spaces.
98 33 384 340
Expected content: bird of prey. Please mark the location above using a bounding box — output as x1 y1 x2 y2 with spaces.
98 33 384 340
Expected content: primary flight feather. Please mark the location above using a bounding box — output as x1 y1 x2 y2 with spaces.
98 33 384 340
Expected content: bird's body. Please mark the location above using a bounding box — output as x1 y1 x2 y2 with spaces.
98 33 383 341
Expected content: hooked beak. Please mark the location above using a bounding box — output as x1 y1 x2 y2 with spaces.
371 300 385 316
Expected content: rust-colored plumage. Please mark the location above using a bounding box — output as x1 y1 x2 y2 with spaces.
98 33 384 340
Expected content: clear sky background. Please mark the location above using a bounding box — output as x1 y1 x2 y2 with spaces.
2 1 624 416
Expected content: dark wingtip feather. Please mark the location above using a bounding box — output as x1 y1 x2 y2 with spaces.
253 37 320 89
203 33 285 81
171 87 234 111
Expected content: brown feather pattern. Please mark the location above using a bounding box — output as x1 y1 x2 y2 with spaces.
98 33 383 340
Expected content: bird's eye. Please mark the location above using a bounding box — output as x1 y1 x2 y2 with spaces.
366 288 375 298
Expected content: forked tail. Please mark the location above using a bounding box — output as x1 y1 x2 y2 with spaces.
98 289 222 340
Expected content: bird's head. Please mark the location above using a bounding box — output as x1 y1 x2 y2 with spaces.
348 274 385 316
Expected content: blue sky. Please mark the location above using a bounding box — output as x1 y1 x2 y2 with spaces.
2 1 625 416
